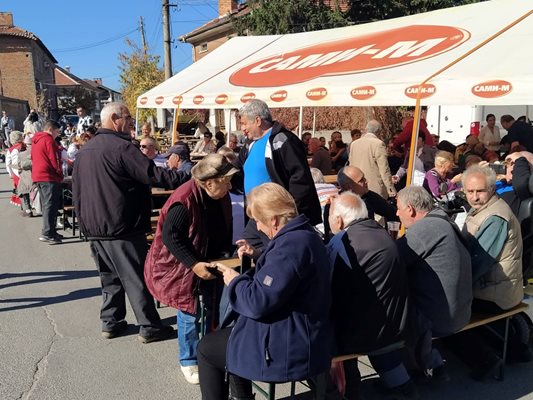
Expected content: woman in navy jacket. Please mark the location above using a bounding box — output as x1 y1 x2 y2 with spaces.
197 183 333 400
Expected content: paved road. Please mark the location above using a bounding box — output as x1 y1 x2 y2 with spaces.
1 164 533 400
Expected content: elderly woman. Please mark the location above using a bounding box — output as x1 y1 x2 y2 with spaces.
197 183 333 400
423 150 462 198
5 130 26 206
144 154 237 385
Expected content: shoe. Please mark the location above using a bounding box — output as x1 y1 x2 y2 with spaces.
138 325 175 344
373 379 420 400
55 233 64 239
180 365 200 385
39 235 62 244
101 321 128 339
21 211 33 217
412 364 450 385
470 355 503 381
56 221 64 229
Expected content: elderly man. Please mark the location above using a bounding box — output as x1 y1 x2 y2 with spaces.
308 137 332 175
445 165 525 380
337 165 397 222
164 143 193 174
396 186 472 382
462 165 523 308
228 133 240 154
140 137 167 168
328 192 414 399
237 99 321 225
349 120 396 199
32 120 64 244
73 102 189 343
1 110 15 148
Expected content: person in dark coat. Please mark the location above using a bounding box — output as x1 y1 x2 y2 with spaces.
197 183 333 400
73 102 189 344
328 192 414 399
144 154 237 385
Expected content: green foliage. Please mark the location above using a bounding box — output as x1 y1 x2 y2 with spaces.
119 39 165 122
57 86 96 116
232 0 351 35
346 0 483 23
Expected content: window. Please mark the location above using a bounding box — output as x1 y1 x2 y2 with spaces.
199 43 208 53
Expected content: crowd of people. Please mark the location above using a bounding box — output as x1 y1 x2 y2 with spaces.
2 99 533 400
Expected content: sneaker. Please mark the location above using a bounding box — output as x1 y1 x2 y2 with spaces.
101 321 128 339
180 365 200 385
138 325 175 344
412 364 450 385
373 379 420 400
56 221 64 229
20 211 33 217
39 235 62 244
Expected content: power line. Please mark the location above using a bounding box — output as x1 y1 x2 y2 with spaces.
51 28 139 53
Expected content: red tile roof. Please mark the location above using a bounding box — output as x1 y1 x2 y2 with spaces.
0 25 57 63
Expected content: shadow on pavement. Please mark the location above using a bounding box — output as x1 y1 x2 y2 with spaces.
0 269 98 290
0 287 101 312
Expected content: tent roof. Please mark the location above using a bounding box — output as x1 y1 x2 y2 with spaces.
138 0 533 109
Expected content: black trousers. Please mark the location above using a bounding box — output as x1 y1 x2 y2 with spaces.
90 233 163 336
197 327 253 400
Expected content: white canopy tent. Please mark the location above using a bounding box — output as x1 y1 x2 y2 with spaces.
137 0 533 110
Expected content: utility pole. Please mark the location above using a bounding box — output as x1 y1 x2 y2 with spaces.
162 0 173 80
139 16 147 57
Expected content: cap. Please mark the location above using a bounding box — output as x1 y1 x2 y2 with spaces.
162 144 190 159
191 153 239 181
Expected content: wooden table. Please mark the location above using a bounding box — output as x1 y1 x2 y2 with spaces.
151 188 174 197
324 174 337 184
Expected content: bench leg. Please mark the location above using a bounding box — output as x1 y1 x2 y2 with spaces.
268 382 275 400
498 316 511 381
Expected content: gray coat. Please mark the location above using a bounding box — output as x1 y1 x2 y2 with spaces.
16 149 33 196
397 208 472 336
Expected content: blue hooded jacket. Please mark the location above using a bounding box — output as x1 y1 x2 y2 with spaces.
226 215 333 382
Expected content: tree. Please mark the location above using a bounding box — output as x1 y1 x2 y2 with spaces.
57 86 96 116
232 0 351 35
119 39 165 123
345 0 483 23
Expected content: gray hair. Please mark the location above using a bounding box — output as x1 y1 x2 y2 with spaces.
310 167 324 184
9 130 23 144
239 99 272 123
397 186 434 212
461 164 497 196
366 120 382 134
331 191 368 225
100 102 127 123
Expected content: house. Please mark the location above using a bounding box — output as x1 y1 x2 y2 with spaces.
0 12 58 122
54 65 121 120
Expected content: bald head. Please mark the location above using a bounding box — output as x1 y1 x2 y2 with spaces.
337 165 368 196
329 191 368 234
308 137 321 153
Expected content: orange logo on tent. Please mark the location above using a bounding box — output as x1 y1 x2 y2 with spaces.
471 80 512 98
230 25 470 87
405 84 436 99
140 97 148 105
240 92 256 103
172 96 183 105
215 94 229 104
350 86 377 100
306 88 327 101
155 96 164 105
270 90 288 102
193 95 205 105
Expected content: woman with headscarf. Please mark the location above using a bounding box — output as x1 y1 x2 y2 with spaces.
5 130 25 207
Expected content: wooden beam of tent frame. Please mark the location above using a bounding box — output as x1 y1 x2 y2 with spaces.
406 7 533 187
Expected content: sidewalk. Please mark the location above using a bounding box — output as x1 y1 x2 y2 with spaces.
1 164 533 400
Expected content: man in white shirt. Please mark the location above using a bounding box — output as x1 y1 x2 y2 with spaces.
76 106 94 135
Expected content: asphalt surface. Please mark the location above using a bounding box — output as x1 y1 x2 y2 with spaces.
1 163 533 400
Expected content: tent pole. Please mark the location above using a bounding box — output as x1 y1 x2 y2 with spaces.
312 108 316 135
227 109 232 146
406 99 421 187
298 106 303 139
135 109 139 137
172 106 180 145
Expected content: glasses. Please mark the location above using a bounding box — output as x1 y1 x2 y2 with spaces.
504 159 515 167
140 144 154 149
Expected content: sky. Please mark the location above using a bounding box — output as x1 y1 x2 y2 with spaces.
2 0 219 91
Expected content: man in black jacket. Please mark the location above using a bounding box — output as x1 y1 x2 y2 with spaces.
328 192 413 400
73 102 189 343
236 99 321 251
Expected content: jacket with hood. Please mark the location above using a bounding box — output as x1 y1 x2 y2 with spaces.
31 131 63 183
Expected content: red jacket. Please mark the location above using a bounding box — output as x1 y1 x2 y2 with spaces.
144 180 232 313
31 131 63 183
394 118 434 148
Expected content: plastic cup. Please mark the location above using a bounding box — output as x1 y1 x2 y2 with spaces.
387 221 400 240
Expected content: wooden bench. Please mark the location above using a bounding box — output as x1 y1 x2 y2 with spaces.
257 302 529 399
62 205 83 239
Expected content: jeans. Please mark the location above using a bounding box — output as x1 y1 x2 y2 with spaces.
177 310 201 367
36 181 62 237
